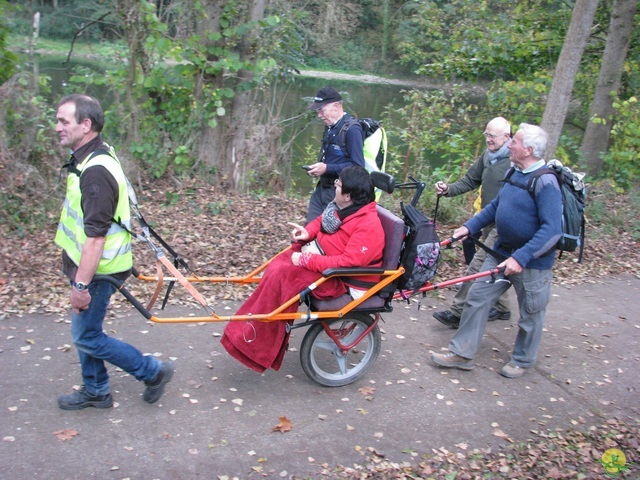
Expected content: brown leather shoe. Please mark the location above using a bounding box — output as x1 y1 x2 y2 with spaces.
431 351 474 370
500 362 527 378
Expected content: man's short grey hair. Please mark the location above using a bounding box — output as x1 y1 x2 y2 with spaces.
518 123 548 159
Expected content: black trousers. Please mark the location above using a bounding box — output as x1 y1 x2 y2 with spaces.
306 183 336 223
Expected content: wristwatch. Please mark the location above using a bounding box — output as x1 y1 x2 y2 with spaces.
74 281 88 292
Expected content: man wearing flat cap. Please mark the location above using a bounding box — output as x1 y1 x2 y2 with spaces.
305 87 365 222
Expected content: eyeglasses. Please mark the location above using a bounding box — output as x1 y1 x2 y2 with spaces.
334 179 342 188
318 103 332 114
483 132 499 139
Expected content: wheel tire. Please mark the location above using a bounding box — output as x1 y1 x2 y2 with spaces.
299 313 381 387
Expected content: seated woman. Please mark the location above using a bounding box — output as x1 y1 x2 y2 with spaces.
221 166 385 373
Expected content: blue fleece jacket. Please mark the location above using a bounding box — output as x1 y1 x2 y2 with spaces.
320 114 365 178
465 164 563 270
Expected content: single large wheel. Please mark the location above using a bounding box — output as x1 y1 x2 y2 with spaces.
299 313 381 387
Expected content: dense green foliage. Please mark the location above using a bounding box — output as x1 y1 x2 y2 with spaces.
601 96 640 191
6 0 113 41
1 0 639 196
0 72 63 236
398 0 569 81
0 1 18 83
58 0 305 182
382 0 639 193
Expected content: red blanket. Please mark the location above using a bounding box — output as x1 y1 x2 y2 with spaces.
221 250 346 372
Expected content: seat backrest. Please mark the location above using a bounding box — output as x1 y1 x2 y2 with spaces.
310 206 405 312
377 205 405 270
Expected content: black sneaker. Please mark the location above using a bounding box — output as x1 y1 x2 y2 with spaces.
433 310 460 328
488 308 511 321
143 360 175 404
58 386 113 410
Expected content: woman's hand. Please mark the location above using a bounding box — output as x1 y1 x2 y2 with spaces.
287 222 310 242
291 252 301 266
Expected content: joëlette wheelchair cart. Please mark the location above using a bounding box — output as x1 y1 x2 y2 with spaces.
96 172 504 387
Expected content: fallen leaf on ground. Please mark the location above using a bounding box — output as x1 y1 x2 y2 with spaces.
272 416 292 433
358 386 376 396
53 429 79 441
493 429 513 442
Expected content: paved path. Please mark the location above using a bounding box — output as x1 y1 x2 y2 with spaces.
1 276 638 479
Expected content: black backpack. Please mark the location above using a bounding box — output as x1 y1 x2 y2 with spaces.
397 203 440 293
337 117 387 174
503 161 586 262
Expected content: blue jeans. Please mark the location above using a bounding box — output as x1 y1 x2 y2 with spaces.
449 254 553 368
70 280 161 396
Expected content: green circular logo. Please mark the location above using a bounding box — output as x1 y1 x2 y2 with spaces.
601 448 627 475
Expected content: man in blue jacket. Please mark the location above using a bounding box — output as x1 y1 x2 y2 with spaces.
305 87 365 223
431 123 562 378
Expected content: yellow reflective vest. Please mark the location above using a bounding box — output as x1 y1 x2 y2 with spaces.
55 147 132 275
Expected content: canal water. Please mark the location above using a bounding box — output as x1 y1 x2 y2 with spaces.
34 57 422 192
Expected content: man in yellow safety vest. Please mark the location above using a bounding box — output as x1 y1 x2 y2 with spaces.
54 94 175 410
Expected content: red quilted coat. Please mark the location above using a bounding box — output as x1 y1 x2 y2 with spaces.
221 202 385 372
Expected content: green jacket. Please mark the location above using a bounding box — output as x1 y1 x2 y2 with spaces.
446 149 511 209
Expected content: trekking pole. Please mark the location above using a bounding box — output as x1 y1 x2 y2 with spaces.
433 194 442 225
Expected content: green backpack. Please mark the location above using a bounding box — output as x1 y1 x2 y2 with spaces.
337 117 388 174
337 118 388 199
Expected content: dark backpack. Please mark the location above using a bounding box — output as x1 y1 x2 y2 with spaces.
397 203 440 293
503 161 586 262
337 117 387 174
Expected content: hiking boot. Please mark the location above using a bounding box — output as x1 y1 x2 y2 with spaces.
143 360 175 404
433 310 460 328
58 386 113 411
489 308 511 321
431 351 474 370
500 362 527 378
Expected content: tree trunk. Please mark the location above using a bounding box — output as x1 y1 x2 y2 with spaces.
581 0 638 174
382 0 390 63
194 1 225 185
225 0 266 191
541 0 599 160
115 0 154 141
194 0 284 193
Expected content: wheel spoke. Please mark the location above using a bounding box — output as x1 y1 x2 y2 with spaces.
334 352 348 374
313 337 339 353
337 324 366 345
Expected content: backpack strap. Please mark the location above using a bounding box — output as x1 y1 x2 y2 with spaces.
336 117 360 159
502 166 559 200
60 147 112 179
470 236 509 263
